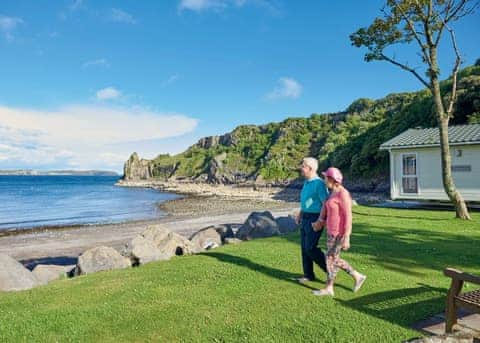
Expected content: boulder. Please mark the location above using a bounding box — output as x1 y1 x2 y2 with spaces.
141 225 171 247
144 225 194 256
275 216 298 234
32 265 75 285
236 211 281 240
76 246 131 275
0 253 39 291
124 236 171 266
157 232 195 257
124 225 195 264
213 224 235 241
189 227 223 253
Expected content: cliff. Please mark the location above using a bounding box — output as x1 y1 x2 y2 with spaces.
123 63 480 188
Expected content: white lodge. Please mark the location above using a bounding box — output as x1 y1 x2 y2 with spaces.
380 124 480 202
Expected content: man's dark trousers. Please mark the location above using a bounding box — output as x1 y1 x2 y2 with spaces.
300 212 327 280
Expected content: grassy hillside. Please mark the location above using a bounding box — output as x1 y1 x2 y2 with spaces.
126 63 480 184
1 206 479 342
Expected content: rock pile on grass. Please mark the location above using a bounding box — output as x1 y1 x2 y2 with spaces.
1 211 298 292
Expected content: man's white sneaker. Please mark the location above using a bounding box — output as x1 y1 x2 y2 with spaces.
291 276 313 283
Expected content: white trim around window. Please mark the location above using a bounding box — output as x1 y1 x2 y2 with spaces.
400 152 419 195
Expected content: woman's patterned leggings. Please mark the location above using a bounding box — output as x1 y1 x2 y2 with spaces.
326 234 354 283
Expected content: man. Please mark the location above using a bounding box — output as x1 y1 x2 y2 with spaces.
295 157 328 282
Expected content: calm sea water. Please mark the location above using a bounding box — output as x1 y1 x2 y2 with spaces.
0 176 179 231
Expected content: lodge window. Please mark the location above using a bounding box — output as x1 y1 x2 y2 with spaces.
402 154 418 194
452 165 471 172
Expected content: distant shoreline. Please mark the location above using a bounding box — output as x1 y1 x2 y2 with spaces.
0 170 119 176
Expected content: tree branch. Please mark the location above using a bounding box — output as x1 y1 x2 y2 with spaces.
434 0 454 47
397 4 431 65
380 53 431 88
424 0 435 47
446 0 471 22
445 23 463 117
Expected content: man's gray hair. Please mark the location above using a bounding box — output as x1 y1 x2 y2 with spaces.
302 157 318 173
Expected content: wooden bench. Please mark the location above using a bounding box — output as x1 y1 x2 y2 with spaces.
444 268 480 333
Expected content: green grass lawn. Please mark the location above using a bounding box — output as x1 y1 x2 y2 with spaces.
1 206 479 342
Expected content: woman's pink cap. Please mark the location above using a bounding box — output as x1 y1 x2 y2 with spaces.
321 167 343 184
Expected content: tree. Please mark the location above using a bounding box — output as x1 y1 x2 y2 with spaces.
351 0 478 219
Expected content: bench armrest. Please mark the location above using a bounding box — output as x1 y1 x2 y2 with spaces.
444 268 480 285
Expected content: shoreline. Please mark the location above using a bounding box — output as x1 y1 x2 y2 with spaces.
0 191 296 238
0 178 387 238
0 179 387 263
0 184 298 262
116 179 301 201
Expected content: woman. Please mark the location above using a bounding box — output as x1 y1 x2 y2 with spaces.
311 167 366 296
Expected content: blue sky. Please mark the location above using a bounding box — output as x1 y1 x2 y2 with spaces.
0 0 479 172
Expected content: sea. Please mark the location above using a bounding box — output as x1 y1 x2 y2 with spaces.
0 175 179 232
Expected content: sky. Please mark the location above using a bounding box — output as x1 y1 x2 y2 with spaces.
0 0 479 173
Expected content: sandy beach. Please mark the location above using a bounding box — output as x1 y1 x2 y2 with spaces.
0 183 298 264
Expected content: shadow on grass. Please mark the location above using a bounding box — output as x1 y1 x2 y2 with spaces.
337 283 446 328
203 251 447 330
352 209 451 221
202 251 352 291
280 221 480 275
202 251 315 290
273 217 480 329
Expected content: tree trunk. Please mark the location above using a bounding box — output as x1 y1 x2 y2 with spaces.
431 72 471 219
437 118 471 219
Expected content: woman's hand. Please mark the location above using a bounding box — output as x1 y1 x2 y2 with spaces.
311 220 325 232
342 236 350 250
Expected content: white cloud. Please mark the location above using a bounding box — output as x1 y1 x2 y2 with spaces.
82 58 110 69
161 74 181 87
266 77 302 100
0 15 24 42
0 105 198 171
179 0 226 11
96 87 121 100
109 8 136 24
178 0 281 14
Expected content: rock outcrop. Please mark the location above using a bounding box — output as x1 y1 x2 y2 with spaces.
207 152 234 184
196 133 234 149
0 253 39 291
123 152 153 180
